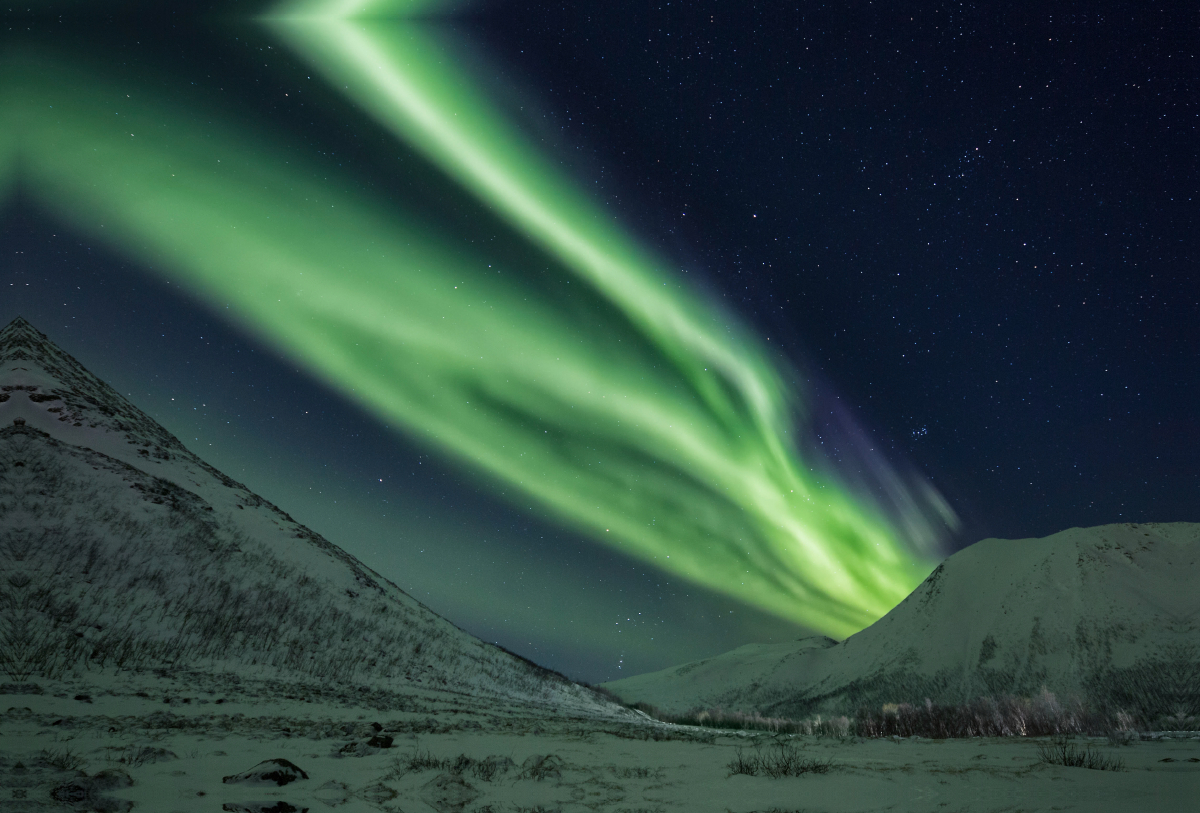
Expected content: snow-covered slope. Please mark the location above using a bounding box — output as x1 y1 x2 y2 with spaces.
0 317 616 716
604 523 1200 724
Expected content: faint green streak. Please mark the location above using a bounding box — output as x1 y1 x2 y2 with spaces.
3 0 937 637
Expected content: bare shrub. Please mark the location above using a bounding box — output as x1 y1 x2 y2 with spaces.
112 745 177 768
727 744 832 778
38 747 85 773
727 748 759 777
852 691 1129 738
1036 737 1125 771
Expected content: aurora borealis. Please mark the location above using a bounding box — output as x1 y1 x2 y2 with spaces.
2 0 941 639
2 1 1191 681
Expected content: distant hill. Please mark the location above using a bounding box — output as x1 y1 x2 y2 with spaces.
604 523 1199 726
0 317 615 715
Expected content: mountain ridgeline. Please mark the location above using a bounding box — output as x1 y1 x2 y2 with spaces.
3 316 1195 732
0 317 614 714
605 522 1200 729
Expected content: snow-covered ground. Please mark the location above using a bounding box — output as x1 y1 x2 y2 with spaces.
3 316 1197 811
3 684 1198 812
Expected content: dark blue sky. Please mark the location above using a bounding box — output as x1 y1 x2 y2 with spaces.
472 0 1197 541
2 0 1195 682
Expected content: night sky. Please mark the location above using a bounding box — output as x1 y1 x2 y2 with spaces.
2 0 1195 683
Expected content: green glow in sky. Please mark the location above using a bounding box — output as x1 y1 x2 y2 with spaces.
3 0 942 638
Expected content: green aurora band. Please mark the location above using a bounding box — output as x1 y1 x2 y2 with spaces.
1 0 942 637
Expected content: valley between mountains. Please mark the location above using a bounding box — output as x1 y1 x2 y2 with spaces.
1 317 1196 812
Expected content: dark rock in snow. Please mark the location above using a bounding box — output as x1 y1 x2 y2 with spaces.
222 758 308 787
222 803 308 813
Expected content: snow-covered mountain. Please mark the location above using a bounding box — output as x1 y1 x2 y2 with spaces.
604 522 1199 725
0 316 614 715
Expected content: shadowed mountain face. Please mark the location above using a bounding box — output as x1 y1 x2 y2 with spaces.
605 523 1200 727
0 317 613 714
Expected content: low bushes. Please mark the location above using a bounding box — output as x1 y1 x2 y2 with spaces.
852 691 1119 738
727 744 832 778
1036 738 1125 771
634 689 1145 740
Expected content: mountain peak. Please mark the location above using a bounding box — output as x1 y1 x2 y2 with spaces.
0 316 189 459
605 521 1200 725
0 319 616 717
1 315 61 365
2 315 33 330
